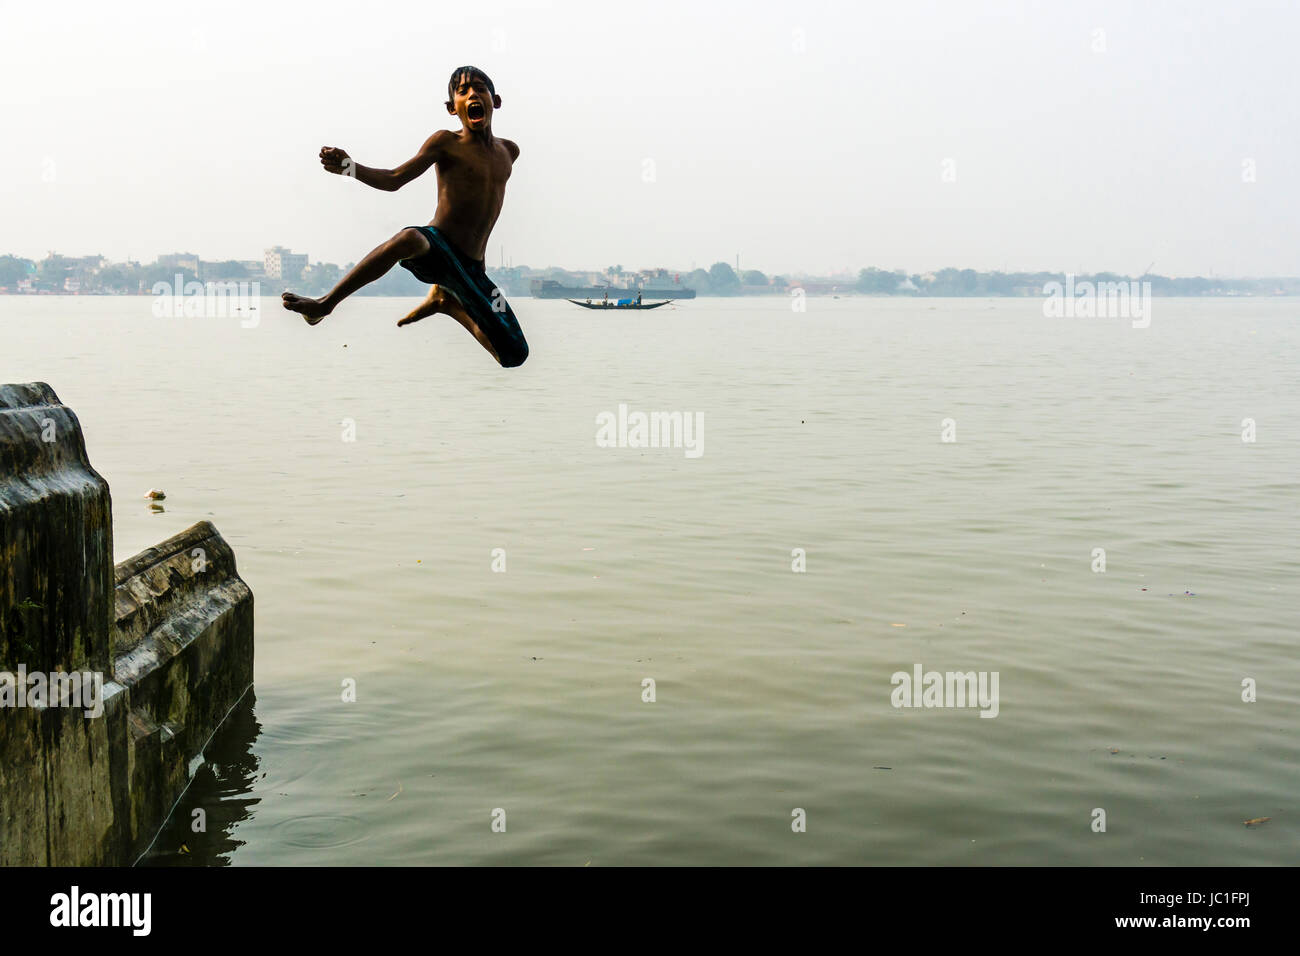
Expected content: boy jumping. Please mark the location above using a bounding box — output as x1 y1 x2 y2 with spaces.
281 65 528 367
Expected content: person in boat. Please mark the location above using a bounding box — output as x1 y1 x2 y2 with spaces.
281 66 529 368
636 291 642 306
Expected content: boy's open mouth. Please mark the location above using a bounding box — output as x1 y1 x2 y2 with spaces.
466 102 485 121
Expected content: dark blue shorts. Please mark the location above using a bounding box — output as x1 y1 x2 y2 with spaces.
399 225 529 367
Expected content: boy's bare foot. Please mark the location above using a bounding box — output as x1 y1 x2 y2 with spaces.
398 285 502 364
397 284 461 327
282 292 332 325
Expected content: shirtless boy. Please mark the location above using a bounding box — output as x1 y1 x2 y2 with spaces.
281 65 528 368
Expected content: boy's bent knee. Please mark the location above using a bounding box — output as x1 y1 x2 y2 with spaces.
391 227 428 258
500 340 528 368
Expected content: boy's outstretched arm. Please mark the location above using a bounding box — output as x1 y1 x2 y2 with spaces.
319 131 449 192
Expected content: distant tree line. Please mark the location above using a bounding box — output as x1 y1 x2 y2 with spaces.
4 251 1298 298
0 254 424 297
854 267 1300 296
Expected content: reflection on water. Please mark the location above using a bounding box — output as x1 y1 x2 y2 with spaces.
139 691 262 867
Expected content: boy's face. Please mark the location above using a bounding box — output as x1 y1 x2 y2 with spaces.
446 74 501 131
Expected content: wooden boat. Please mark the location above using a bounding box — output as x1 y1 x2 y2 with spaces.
567 298 673 310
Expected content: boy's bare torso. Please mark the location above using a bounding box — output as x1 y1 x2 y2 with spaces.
427 129 517 262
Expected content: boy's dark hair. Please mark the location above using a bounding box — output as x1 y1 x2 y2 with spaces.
447 66 496 101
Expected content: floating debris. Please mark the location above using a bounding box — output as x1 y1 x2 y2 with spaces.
145 488 166 500
1243 817 1270 827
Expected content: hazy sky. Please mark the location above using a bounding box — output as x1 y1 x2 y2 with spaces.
2 0 1297 276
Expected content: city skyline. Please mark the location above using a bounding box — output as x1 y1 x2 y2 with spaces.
6 242 1300 283
7 244 1298 301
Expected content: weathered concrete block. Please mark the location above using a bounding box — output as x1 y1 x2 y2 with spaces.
0 382 113 675
37 688 127 866
112 521 254 858
0 704 48 865
0 382 253 866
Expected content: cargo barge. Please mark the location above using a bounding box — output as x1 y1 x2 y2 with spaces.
530 278 696 299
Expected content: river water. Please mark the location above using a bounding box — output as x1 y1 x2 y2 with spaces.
2 294 1296 865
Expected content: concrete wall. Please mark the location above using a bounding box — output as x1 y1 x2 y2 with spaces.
0 382 113 677
0 382 253 865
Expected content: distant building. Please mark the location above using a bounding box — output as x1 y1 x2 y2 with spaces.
61 254 105 272
265 246 308 281
40 253 104 274
158 253 200 274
